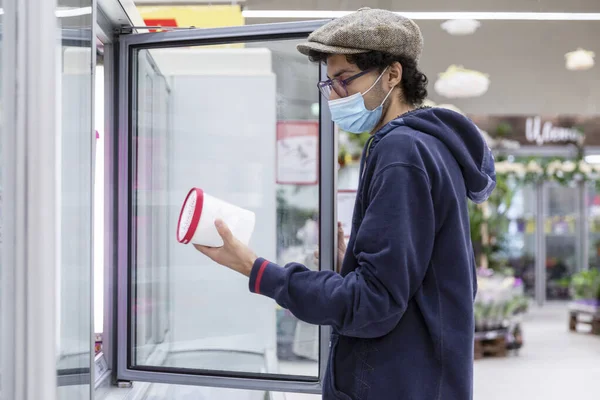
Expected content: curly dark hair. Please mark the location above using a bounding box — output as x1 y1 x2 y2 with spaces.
308 50 428 106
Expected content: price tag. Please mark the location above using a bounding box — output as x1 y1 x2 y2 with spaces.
94 353 109 385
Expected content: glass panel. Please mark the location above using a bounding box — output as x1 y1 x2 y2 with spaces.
96 383 321 400
545 184 579 300
497 182 537 298
588 183 600 270
337 124 362 230
56 1 94 398
0 2 3 390
131 38 320 379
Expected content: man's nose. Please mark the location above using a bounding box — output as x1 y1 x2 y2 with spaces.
329 91 340 101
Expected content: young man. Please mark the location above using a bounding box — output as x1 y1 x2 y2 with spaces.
196 8 495 400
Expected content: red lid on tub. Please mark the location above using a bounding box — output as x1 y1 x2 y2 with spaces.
176 188 204 244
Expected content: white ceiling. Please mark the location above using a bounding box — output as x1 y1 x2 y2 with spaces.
131 0 600 14
242 0 600 13
412 19 600 114
244 19 600 115
126 0 600 115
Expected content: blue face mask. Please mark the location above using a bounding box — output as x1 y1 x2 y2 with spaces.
328 68 394 134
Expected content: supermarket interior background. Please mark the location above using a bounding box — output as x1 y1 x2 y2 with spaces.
2 0 600 399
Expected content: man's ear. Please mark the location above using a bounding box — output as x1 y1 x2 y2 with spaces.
387 62 403 89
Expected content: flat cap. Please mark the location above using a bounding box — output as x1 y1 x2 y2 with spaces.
297 8 423 62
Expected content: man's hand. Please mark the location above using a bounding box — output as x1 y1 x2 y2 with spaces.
314 222 347 273
194 219 258 277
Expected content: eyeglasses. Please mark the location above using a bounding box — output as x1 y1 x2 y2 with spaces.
317 68 375 99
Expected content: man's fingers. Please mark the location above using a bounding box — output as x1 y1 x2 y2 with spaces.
215 219 233 243
194 244 209 254
314 249 319 260
337 222 345 244
194 244 218 258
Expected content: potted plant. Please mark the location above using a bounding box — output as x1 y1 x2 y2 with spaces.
569 268 600 307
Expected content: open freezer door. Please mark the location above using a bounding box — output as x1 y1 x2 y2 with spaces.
114 21 337 395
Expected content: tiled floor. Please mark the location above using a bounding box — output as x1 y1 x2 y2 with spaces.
99 302 600 399
472 302 600 400
284 302 600 400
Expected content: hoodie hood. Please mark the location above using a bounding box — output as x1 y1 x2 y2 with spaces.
379 107 496 204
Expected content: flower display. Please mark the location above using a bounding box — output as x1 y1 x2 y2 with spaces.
495 158 600 189
475 269 529 332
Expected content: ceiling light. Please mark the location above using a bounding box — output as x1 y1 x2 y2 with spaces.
434 65 490 98
241 10 600 21
0 7 92 17
441 19 481 35
565 48 595 71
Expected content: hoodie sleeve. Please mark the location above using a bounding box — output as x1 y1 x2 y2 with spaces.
249 164 435 338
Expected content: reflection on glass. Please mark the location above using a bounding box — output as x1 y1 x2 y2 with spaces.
0 5 3 391
57 2 93 398
336 127 364 252
134 50 171 366
500 183 537 297
587 183 600 270
123 382 320 400
545 184 579 300
132 39 320 378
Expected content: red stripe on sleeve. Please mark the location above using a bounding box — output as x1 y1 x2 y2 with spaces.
254 260 269 294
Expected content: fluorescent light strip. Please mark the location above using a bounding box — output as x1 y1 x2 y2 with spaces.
55 6 92 18
242 10 600 21
0 7 92 17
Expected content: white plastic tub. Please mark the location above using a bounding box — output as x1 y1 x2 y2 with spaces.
176 188 256 247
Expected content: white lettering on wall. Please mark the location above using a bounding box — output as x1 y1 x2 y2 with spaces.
525 116 581 145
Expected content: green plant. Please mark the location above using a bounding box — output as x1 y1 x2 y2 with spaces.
570 268 600 300
345 131 371 149
495 122 513 138
468 173 516 270
557 276 572 289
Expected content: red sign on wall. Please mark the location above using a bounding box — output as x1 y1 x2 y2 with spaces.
143 18 178 33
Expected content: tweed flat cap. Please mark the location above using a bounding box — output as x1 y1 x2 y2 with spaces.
297 7 423 62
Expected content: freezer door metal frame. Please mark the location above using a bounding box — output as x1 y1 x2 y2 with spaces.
115 20 337 393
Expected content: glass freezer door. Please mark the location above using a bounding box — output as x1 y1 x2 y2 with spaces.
115 21 336 394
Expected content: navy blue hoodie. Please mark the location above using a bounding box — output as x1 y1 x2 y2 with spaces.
249 107 496 400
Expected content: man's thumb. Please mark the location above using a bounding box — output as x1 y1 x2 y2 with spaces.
215 219 233 242
337 222 345 242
